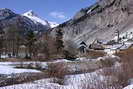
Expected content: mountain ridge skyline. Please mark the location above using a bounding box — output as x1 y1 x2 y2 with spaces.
0 0 96 23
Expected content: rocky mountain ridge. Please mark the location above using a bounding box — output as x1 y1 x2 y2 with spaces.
52 0 133 46
0 8 58 36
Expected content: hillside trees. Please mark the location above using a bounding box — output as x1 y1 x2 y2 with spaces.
25 30 36 58
0 25 77 60
39 32 51 60
54 29 77 59
4 25 23 57
63 40 77 59
0 27 4 58
55 29 64 53
38 31 57 60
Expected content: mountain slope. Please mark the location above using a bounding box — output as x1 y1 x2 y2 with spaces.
48 21 59 28
51 0 133 45
0 8 51 35
23 10 58 28
23 10 50 27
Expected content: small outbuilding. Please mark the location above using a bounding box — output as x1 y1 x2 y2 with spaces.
78 41 87 54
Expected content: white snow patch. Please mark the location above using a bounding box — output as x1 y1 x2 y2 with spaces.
0 65 40 74
123 84 133 89
0 62 41 74
52 59 71 63
48 21 59 28
23 10 50 26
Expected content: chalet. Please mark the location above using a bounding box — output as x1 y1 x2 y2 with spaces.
79 41 87 53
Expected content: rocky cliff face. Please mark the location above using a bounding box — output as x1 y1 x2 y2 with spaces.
52 0 133 45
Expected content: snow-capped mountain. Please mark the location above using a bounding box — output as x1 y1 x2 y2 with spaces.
0 8 59 36
23 10 58 28
23 10 50 27
48 21 59 28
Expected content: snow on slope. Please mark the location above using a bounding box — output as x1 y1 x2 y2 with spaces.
48 21 59 28
23 10 50 26
23 10 58 28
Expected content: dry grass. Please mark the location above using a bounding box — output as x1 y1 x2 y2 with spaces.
100 67 128 87
83 48 133 89
0 72 47 87
47 63 69 85
47 63 68 78
115 48 133 76
116 48 133 85
115 48 133 58
101 48 133 87
100 58 114 68
0 58 37 62
86 50 106 59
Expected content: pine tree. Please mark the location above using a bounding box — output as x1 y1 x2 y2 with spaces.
25 30 36 58
55 29 64 53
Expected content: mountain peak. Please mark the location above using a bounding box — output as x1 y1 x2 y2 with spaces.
48 21 59 28
0 8 16 15
0 8 12 11
0 8 16 20
23 10 38 17
23 10 51 26
23 10 58 28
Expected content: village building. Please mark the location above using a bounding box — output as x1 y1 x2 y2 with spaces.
79 41 87 54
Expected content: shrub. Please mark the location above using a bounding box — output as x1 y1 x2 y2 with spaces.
47 63 68 85
115 48 133 86
63 50 76 60
100 58 114 67
64 40 78 58
97 48 133 88
115 48 133 77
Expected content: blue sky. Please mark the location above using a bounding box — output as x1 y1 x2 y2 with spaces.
0 0 96 23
